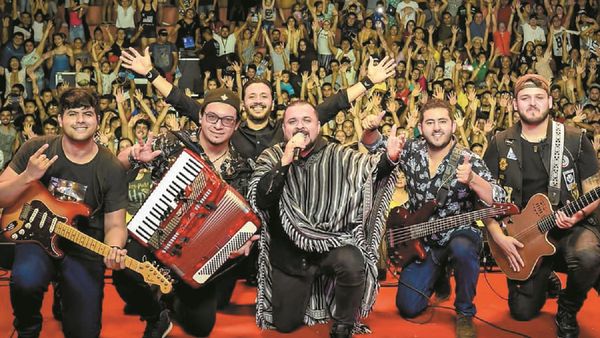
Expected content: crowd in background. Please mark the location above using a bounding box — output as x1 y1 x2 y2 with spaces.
0 0 599 176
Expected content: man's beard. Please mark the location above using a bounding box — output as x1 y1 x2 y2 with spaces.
246 103 271 123
425 131 453 151
519 107 549 125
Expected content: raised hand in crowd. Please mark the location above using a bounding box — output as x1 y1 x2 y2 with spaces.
454 111 466 129
572 104 587 123
164 113 180 132
433 86 445 100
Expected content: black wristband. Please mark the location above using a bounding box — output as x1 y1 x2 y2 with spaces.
360 76 375 90
110 245 122 250
145 68 160 82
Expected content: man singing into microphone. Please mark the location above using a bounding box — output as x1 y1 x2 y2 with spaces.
248 100 404 338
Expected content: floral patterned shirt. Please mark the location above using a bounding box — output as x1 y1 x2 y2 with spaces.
369 136 506 247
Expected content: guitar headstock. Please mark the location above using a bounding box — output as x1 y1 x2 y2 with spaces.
493 203 520 216
138 261 173 294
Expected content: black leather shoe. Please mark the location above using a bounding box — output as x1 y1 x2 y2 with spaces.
330 322 352 338
556 307 579 338
547 271 562 299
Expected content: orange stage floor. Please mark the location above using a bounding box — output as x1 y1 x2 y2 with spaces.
1 271 599 337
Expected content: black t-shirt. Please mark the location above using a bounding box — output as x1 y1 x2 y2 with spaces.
176 18 201 50
521 138 549 206
199 38 219 72
520 134 599 207
9 136 128 261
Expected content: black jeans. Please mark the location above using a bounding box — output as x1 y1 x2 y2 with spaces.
271 245 366 333
112 239 237 337
507 226 600 320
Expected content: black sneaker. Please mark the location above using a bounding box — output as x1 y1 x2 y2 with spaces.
547 271 562 299
556 307 579 338
143 309 173 338
330 322 352 338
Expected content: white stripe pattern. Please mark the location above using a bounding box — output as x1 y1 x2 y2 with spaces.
248 142 398 332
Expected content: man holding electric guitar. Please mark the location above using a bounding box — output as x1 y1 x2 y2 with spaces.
483 74 600 338
363 98 508 338
0 88 130 338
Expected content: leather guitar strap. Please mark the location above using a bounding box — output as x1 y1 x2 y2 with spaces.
436 142 465 207
548 121 565 206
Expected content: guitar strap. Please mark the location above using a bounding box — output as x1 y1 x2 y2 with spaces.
548 121 565 206
436 141 465 207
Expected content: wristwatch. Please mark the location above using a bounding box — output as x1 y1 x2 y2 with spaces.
145 68 160 82
360 76 375 90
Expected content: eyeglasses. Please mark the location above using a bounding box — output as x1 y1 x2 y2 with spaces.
204 112 236 127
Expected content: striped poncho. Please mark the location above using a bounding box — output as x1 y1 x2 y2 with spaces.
248 140 398 332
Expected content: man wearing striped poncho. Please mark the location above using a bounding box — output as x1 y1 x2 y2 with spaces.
248 100 404 338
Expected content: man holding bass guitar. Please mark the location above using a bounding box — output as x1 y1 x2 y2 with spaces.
0 88 129 338
483 74 600 338
363 98 507 338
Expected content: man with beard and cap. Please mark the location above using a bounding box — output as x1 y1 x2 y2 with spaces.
248 99 404 338
483 74 600 338
361 98 506 338
112 83 258 336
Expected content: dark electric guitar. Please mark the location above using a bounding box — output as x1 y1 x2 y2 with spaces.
0 181 173 294
386 201 519 269
488 188 600 280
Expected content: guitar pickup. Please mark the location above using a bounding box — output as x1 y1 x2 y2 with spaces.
19 204 31 221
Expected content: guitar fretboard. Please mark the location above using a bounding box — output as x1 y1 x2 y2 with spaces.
538 186 600 233
53 222 141 271
389 206 513 245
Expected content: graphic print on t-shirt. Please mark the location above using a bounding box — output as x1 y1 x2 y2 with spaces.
48 177 87 202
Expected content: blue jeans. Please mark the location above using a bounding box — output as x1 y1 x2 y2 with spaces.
69 25 85 43
395 234 482 318
10 243 105 338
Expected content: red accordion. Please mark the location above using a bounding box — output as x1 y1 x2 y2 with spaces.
127 148 260 288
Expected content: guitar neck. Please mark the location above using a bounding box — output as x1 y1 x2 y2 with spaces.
539 186 600 233
407 207 504 240
54 222 142 272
